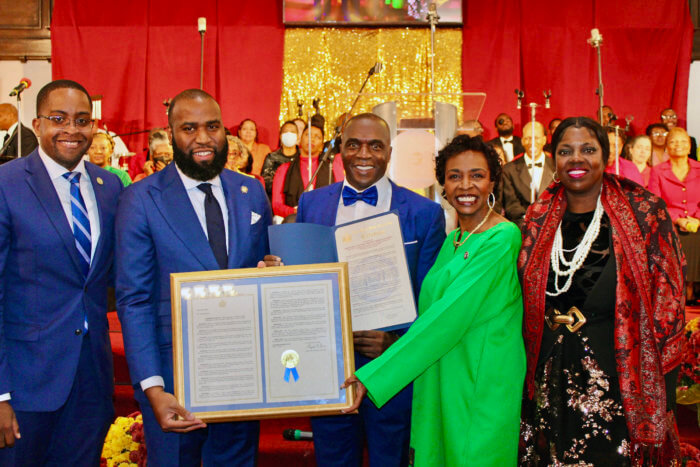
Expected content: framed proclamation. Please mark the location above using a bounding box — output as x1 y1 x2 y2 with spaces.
170 263 355 422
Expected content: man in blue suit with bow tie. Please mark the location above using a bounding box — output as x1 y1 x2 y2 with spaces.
0 80 122 465
115 89 272 466
296 113 445 467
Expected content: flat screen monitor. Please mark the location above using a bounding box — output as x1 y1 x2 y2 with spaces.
283 0 463 26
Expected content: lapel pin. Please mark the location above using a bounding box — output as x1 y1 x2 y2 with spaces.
96 177 104 185
241 185 248 194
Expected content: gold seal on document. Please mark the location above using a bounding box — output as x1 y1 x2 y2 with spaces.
241 185 248 194
281 350 300 368
96 177 104 185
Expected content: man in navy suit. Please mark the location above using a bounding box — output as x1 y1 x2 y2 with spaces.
116 89 271 466
0 80 122 465
295 113 445 466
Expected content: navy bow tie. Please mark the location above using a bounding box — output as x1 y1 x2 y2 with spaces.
342 185 378 206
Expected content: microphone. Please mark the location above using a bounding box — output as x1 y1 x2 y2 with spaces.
9 78 31 97
587 28 603 47
368 62 383 76
282 429 313 441
198 17 207 34
515 89 524 110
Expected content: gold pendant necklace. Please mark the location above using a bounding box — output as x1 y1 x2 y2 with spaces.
453 207 493 250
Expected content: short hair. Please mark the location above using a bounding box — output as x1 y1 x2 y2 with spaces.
149 129 169 153
667 126 690 144
494 113 510 126
624 135 651 163
36 80 92 115
167 89 217 126
548 118 562 132
523 120 546 137
605 126 627 145
302 120 325 139
237 118 258 142
93 132 115 151
645 123 667 137
435 134 502 190
550 117 610 165
0 103 18 119
280 120 297 134
343 113 391 141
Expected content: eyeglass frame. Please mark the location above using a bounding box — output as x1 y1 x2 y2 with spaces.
37 115 95 129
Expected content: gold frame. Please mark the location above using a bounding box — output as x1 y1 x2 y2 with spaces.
170 262 355 422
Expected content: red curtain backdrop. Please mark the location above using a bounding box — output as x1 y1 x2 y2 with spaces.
51 0 284 153
463 0 693 139
51 0 692 152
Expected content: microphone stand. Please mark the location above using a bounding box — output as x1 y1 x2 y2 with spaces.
198 18 206 90
16 93 21 158
587 29 604 124
516 90 552 203
427 2 439 95
303 65 380 192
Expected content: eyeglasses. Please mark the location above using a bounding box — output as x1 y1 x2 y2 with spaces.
661 114 677 120
651 132 668 137
38 115 94 129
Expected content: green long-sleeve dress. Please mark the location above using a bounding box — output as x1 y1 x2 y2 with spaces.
355 222 525 466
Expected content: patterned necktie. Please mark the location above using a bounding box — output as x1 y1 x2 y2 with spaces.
197 183 228 269
62 172 91 277
342 185 378 206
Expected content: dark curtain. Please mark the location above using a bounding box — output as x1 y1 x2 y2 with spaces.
462 0 693 139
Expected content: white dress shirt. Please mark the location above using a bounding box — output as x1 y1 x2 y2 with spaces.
335 175 392 225
39 147 101 260
522 153 545 197
140 165 230 392
500 136 516 162
175 165 229 251
0 122 18 147
0 148 101 402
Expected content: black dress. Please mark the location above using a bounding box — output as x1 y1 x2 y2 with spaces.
521 210 632 466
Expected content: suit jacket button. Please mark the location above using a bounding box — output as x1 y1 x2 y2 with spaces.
75 329 82 335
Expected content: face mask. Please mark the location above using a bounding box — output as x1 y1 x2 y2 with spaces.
280 132 298 148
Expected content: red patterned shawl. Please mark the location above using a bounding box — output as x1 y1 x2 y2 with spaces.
519 174 685 457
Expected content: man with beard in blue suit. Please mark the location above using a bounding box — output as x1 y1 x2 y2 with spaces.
115 89 272 466
0 80 121 465
295 113 445 466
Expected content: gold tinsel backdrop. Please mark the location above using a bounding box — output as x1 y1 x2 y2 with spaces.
279 28 463 135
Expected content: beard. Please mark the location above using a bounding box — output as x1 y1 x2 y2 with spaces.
173 138 228 181
497 128 514 137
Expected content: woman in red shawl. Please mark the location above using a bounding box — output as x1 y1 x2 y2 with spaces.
519 117 685 466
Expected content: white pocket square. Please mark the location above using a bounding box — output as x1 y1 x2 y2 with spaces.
251 212 261 225
404 240 418 245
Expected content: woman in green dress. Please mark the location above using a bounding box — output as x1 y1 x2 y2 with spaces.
343 135 526 466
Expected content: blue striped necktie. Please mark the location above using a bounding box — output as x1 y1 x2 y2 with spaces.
63 172 91 277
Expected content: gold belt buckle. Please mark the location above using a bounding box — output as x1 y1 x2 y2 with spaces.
545 306 587 332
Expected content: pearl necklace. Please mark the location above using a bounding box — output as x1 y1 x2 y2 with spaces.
547 193 604 296
453 207 493 250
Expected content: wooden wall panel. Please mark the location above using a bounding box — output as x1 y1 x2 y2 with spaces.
0 0 51 61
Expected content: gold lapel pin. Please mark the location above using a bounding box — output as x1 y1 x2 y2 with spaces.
96 177 104 185
241 186 248 194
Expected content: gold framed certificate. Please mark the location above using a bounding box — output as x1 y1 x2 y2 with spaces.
170 263 355 422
